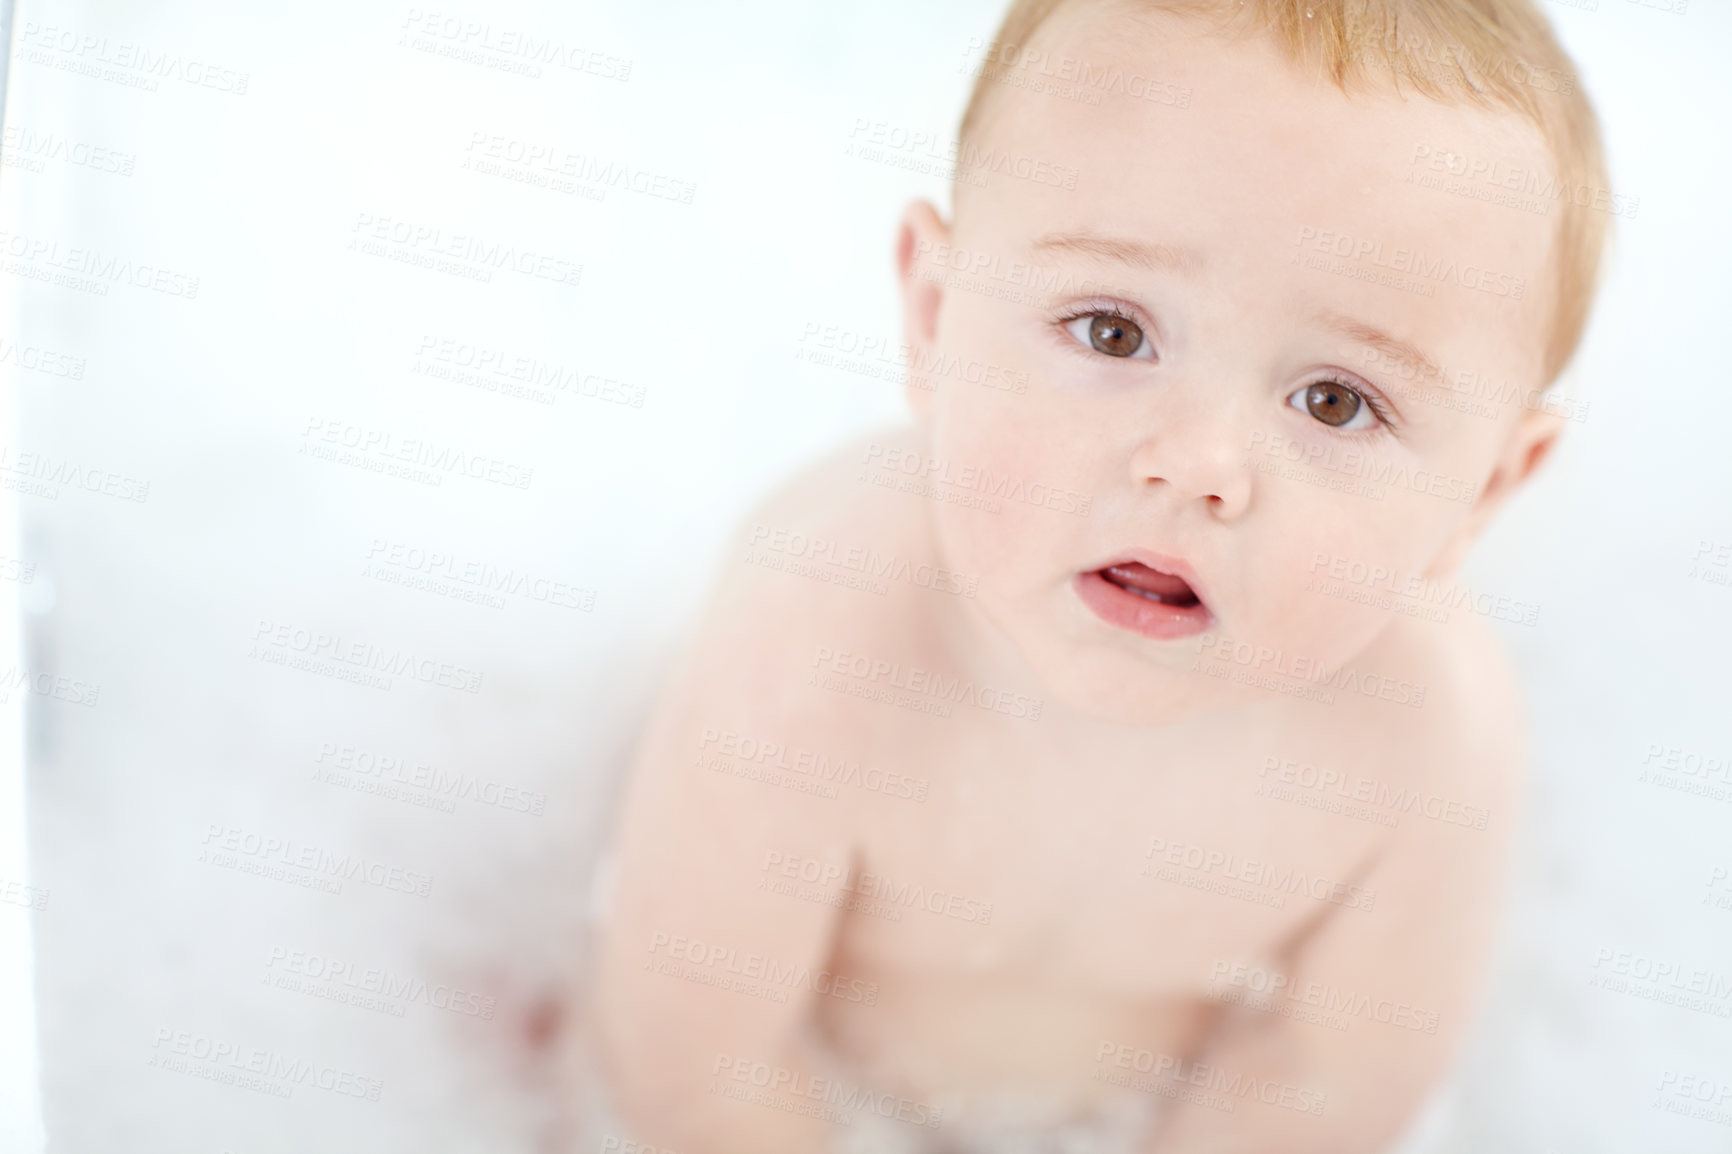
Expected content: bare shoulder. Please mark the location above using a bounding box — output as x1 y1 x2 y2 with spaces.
595 421 938 953
634 422 938 787
1436 608 1530 797
724 422 935 575
588 427 939 1113
704 420 938 663
1374 608 1533 845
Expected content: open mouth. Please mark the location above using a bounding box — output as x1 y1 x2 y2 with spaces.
1100 563 1200 608
1073 559 1214 641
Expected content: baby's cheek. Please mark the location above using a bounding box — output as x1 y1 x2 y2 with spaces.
928 394 1080 566
934 489 1063 600
1264 580 1391 671
1277 490 1470 654
1254 523 1410 662
952 407 1049 489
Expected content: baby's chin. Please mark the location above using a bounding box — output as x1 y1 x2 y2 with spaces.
964 584 1250 727
1035 652 1265 728
1002 601 1391 728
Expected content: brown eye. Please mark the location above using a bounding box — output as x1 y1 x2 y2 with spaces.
1088 314 1144 357
1304 380 1362 427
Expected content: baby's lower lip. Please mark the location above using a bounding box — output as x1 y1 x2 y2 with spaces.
1073 565 1214 641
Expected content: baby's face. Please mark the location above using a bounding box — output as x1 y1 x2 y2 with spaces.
902 2 1565 723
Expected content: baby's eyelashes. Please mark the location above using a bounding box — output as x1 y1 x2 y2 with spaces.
1062 311 1155 360
1285 377 1394 435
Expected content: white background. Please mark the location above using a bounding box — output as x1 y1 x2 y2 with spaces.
1 0 1729 1151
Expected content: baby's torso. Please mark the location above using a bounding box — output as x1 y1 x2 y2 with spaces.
806 688 1397 1108
733 427 1506 1137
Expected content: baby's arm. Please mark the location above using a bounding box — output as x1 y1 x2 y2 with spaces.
587 509 860 1154
1145 754 1519 1154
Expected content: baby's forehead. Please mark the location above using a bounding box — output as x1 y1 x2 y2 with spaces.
968 25 1554 258
981 2 1555 176
959 5 1560 368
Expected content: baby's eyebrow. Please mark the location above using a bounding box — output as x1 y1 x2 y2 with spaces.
1313 309 1447 385
1030 230 1204 274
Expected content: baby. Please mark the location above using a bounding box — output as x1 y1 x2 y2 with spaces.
586 1 1610 1151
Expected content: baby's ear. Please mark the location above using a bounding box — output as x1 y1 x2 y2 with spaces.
895 200 949 420
1427 405 1566 577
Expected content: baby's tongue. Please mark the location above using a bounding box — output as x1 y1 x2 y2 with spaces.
1101 563 1196 603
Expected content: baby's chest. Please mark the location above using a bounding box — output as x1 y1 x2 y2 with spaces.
843 748 1379 998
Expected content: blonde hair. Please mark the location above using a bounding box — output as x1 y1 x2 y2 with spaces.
959 0 1611 385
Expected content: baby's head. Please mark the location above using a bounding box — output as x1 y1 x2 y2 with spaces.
894 0 1609 723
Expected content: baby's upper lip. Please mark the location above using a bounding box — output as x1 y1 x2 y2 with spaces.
1086 547 1213 610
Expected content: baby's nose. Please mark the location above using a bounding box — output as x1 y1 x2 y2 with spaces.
1125 398 1254 519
